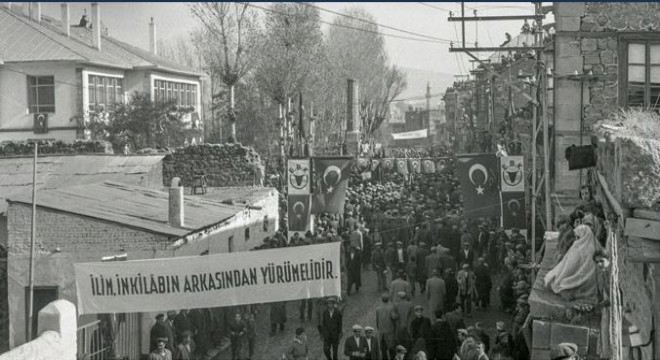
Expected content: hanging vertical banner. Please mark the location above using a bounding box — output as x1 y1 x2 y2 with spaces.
288 194 312 234
408 158 422 174
287 159 311 195
422 158 436 174
436 158 448 173
396 158 409 175
501 191 527 230
456 154 501 218
382 158 395 172
370 159 381 172
311 157 352 214
500 156 525 192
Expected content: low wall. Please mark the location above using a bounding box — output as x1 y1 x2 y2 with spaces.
162 143 264 187
0 141 111 157
0 300 76 360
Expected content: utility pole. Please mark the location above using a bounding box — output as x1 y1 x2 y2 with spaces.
426 82 432 147
26 142 37 341
298 92 305 157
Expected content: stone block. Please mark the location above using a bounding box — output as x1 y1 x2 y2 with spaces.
597 38 608 50
605 64 618 75
582 38 598 52
555 56 583 76
556 16 581 32
557 41 581 58
608 38 618 50
555 2 585 18
532 320 552 349
600 50 615 65
584 54 601 65
550 323 590 356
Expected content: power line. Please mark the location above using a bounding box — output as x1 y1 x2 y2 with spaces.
417 2 453 13
241 2 451 45
304 3 454 43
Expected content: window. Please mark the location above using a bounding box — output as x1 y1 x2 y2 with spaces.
624 41 660 108
153 80 198 109
245 228 250 241
88 75 123 113
228 235 234 253
27 76 55 113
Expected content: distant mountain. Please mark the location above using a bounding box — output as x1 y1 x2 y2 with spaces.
397 67 455 108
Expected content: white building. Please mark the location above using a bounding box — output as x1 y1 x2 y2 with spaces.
0 3 202 142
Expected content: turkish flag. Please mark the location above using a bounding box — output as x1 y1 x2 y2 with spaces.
456 154 501 218
311 157 352 214
502 191 527 230
288 194 311 232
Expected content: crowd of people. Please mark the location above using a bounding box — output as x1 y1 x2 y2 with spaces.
147 155 606 360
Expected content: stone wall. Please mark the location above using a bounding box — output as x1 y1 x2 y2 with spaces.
0 140 111 157
162 144 264 188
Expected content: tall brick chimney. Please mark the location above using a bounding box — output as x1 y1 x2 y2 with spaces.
345 79 361 155
91 3 101 51
168 177 184 228
149 17 157 54
60 3 70 38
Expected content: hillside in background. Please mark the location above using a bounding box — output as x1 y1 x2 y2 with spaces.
397 67 455 108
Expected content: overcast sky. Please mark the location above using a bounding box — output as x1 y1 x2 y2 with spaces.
42 2 550 76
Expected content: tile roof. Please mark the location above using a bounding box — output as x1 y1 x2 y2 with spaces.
0 155 164 214
0 8 201 76
7 181 247 237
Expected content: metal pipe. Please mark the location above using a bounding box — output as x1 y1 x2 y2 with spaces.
26 142 37 341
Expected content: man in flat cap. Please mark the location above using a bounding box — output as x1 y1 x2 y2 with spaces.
376 293 396 360
390 270 412 303
372 242 388 292
150 314 169 352
344 324 368 360
364 326 380 360
392 291 414 354
550 342 578 360
321 297 343 360
148 336 172 360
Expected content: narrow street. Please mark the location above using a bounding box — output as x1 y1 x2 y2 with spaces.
219 267 510 360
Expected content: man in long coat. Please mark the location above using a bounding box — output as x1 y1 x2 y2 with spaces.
346 245 362 295
390 270 412 303
376 293 396 360
321 297 343 360
428 310 456 360
425 269 447 322
392 292 414 354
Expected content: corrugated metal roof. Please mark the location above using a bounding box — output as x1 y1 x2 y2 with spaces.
0 155 164 213
7 181 245 237
199 187 276 205
0 9 130 68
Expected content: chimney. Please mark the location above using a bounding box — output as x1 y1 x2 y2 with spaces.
149 17 157 54
34 2 41 23
60 3 70 37
91 3 101 51
346 79 359 132
168 177 184 228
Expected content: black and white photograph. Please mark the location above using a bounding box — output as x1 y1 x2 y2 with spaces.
0 2 659 360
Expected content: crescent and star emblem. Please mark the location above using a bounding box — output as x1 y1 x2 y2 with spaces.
507 199 521 217
293 201 305 219
323 165 341 193
468 163 489 195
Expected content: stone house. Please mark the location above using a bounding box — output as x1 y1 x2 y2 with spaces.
0 3 203 142
5 181 279 357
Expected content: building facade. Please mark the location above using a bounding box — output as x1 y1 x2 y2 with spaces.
0 4 202 142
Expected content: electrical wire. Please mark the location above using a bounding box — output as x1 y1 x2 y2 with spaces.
240 2 451 45
303 2 454 43
417 2 453 13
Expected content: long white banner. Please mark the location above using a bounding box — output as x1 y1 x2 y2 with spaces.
74 242 341 314
391 128 428 140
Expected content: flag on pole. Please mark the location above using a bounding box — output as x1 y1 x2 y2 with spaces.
288 194 311 232
409 158 422 174
422 158 436 174
501 191 527 230
436 158 448 173
312 157 352 214
287 159 311 195
396 158 409 175
357 157 370 173
370 159 380 172
456 154 501 218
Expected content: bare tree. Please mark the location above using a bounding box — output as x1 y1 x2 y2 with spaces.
326 7 407 138
190 2 260 142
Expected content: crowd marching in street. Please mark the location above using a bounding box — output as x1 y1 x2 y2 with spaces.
147 151 595 360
